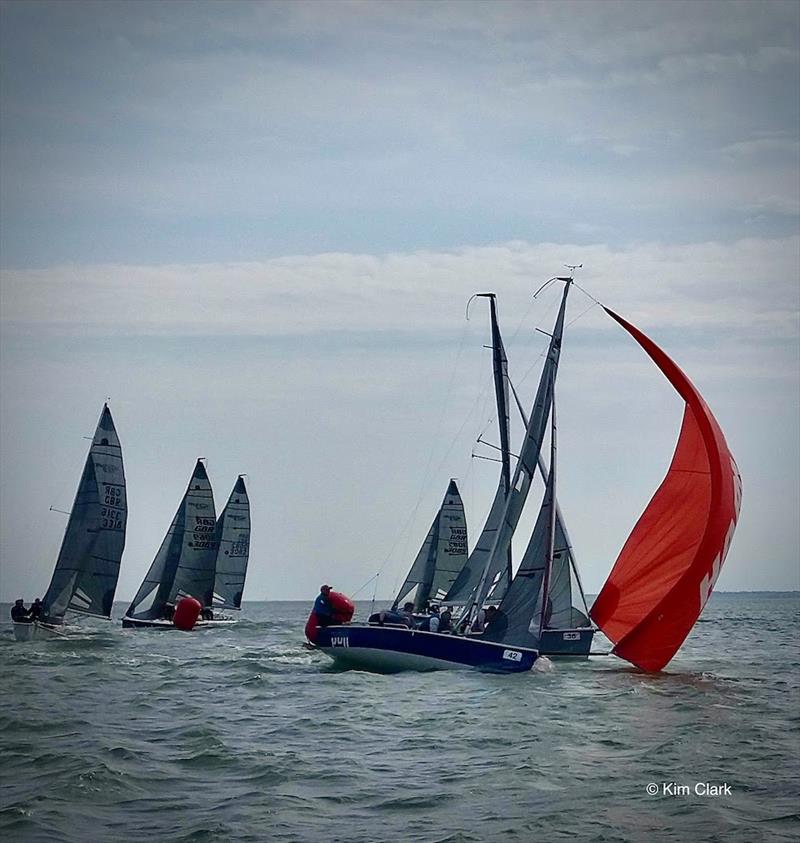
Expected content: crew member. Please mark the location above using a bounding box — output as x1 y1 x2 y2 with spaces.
11 599 30 623
29 598 43 621
314 584 336 627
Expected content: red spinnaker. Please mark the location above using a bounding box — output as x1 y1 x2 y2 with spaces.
590 308 741 672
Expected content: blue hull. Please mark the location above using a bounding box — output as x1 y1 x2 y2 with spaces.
539 628 594 658
314 624 538 673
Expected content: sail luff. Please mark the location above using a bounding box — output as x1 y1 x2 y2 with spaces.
590 307 741 671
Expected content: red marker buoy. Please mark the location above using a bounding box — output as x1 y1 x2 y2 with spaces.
173 596 202 631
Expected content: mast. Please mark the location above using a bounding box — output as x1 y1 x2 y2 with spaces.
462 276 572 626
480 294 513 592
538 377 557 637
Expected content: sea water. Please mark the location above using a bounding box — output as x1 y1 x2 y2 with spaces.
1 593 798 843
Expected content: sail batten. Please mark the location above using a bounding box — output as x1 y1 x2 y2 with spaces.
589 308 741 672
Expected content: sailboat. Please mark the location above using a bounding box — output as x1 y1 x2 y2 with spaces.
210 475 251 620
13 404 127 642
123 459 228 630
385 479 468 615
312 277 741 673
444 293 593 656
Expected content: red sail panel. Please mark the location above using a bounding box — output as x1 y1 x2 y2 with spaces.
590 308 741 672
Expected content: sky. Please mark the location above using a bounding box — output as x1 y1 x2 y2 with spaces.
1 0 798 604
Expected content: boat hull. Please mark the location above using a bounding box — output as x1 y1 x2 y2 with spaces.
12 621 65 641
121 616 237 630
539 627 594 658
314 624 538 673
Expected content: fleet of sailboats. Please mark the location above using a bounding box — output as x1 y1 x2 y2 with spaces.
9 276 741 675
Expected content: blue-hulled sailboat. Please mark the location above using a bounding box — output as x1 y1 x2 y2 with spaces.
313 278 581 672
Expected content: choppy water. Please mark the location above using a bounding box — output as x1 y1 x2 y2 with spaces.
1 593 798 843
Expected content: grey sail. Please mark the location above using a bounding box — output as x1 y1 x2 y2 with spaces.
42 404 127 622
393 480 468 611
212 476 250 610
444 295 513 605
464 280 571 621
483 464 556 648
126 460 217 620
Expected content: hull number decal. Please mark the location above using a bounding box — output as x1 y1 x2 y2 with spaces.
331 636 349 648
563 632 581 641
502 649 522 662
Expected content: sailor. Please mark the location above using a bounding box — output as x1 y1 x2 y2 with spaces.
471 607 486 633
201 607 214 621
11 599 30 623
438 607 452 633
314 584 336 627
164 603 176 621
428 605 440 633
28 598 43 621
399 602 415 627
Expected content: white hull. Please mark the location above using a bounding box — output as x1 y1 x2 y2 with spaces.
13 621 65 642
122 616 237 630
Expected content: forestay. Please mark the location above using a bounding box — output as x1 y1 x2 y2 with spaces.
590 308 742 672
126 460 217 621
212 476 251 610
42 404 127 621
393 479 468 612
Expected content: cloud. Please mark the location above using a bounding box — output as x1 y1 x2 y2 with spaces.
1 237 797 346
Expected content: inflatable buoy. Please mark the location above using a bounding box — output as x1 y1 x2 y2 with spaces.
305 610 321 644
304 591 355 644
329 591 355 623
173 596 202 630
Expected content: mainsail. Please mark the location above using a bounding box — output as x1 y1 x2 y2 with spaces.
445 295 513 605
42 404 127 621
590 308 742 672
126 460 217 621
212 476 251 610
392 479 468 612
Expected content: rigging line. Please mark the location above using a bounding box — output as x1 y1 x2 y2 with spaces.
350 571 380 598
380 317 475 600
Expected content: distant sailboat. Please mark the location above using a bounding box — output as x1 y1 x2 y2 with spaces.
389 479 468 613
211 475 251 618
123 459 225 630
13 404 127 642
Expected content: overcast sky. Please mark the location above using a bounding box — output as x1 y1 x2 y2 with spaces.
1 0 798 604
